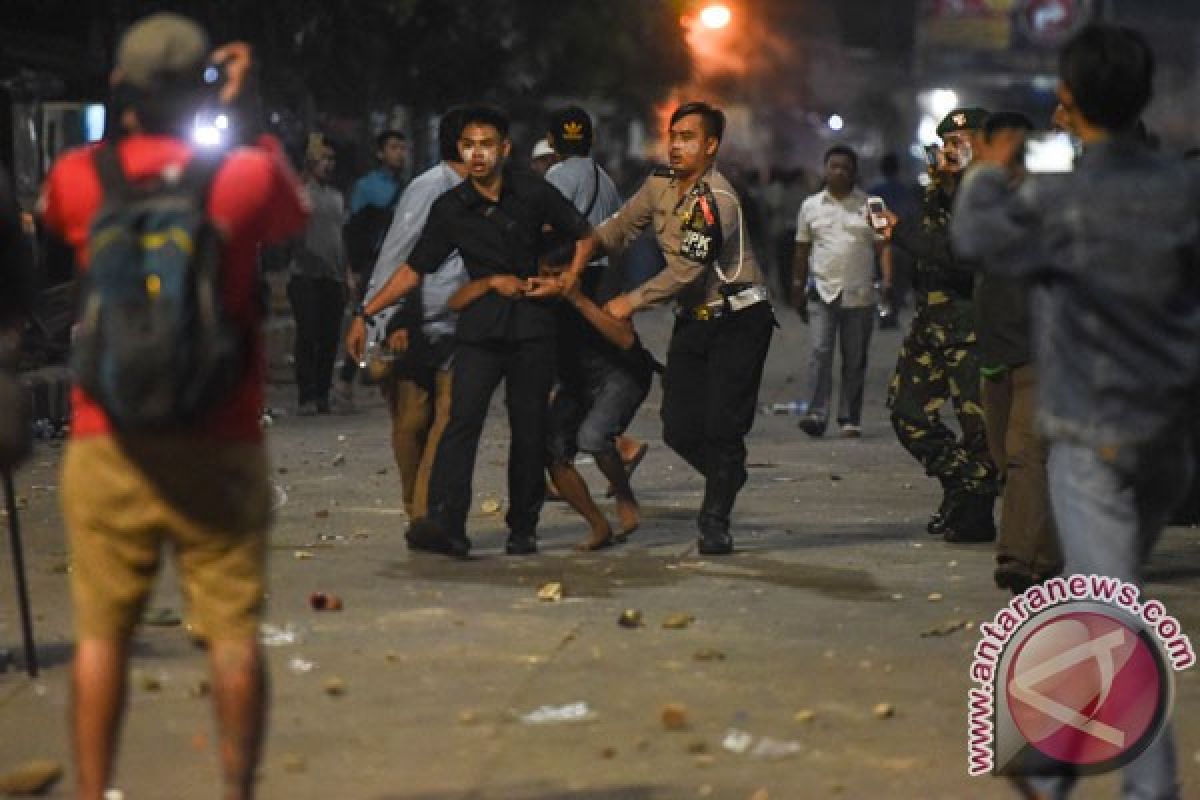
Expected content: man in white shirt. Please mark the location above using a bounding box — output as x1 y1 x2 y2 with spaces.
791 145 883 438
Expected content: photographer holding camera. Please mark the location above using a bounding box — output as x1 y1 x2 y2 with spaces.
39 13 309 799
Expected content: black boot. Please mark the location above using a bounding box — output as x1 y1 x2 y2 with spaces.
942 492 997 543
505 531 538 555
927 480 956 535
405 517 471 559
696 462 745 555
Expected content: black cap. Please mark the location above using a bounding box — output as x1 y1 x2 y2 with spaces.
936 107 989 137
549 105 593 156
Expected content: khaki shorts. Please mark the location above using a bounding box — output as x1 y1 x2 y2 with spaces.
62 434 270 641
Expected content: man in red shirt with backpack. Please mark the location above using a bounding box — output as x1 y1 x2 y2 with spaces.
39 14 308 800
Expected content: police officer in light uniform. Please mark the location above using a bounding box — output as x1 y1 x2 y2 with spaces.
581 101 774 555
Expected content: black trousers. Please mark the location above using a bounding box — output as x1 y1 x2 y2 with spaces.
425 337 556 539
661 303 774 526
288 275 345 405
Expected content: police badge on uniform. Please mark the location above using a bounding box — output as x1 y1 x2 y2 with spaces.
679 182 723 265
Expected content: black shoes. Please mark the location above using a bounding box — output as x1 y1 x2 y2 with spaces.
942 492 997 543
505 532 538 555
405 519 471 559
797 412 826 438
697 527 733 555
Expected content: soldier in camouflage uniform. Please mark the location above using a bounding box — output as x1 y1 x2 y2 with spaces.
879 108 998 543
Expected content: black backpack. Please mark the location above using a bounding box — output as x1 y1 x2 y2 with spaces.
71 145 244 430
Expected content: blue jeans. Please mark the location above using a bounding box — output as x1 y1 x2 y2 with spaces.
1025 437 1192 800
803 294 874 428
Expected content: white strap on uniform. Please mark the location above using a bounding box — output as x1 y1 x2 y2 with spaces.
709 188 744 284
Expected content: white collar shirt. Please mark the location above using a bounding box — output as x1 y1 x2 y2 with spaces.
795 187 879 308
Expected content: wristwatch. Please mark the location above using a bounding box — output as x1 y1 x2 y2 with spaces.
353 303 372 323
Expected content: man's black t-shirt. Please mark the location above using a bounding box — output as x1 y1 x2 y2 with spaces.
408 167 590 342
556 262 654 387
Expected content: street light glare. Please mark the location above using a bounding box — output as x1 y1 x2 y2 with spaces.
699 4 732 30
828 114 844 131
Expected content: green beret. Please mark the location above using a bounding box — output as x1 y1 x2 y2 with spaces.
937 107 989 136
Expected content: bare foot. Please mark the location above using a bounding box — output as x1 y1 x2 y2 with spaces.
576 521 614 551
615 497 640 540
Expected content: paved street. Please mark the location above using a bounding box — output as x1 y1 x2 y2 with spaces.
2 307 1198 799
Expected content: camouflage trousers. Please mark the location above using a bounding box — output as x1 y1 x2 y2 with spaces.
887 304 997 496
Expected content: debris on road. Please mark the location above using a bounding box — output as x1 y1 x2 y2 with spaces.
331 453 346 467
793 709 817 724
617 609 644 628
927 592 944 602
920 619 970 638
722 729 802 760
480 497 501 514
693 648 726 662
0 759 63 795
288 657 316 674
660 703 689 730
314 509 330 519
537 582 564 602
323 677 346 697
293 550 314 560
136 671 163 692
259 623 303 647
662 613 695 630
873 702 896 719
520 702 596 724
309 592 343 611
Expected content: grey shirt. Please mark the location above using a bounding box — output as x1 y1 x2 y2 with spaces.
366 161 467 340
546 156 622 267
292 181 346 280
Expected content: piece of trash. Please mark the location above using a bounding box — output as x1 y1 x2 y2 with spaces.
375 467 388 475
829 474 842 482
600 746 617 759
873 702 895 719
661 703 689 730
793 709 816 723
294 550 314 560
331 453 346 467
309 592 343 612
749 790 770 800
0 759 63 795
520 702 596 724
458 710 480 725
902 482 913 490
324 677 346 697
141 607 181 627
693 648 726 662
282 754 307 774
537 582 564 602
722 729 802 760
288 657 316 674
104 790 124 800
188 680 210 699
927 592 944 602
259 623 302 647
722 728 754 755
480 497 501 514
314 509 330 519
890 593 904 601
337 435 347 442
920 619 970 638
617 609 644 628
687 740 709 754
662 613 695 630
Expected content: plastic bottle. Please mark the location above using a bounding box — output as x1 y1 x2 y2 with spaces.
767 401 808 416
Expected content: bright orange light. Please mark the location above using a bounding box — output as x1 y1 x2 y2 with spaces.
699 4 732 30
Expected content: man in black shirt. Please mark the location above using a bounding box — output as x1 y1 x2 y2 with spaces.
346 106 592 557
